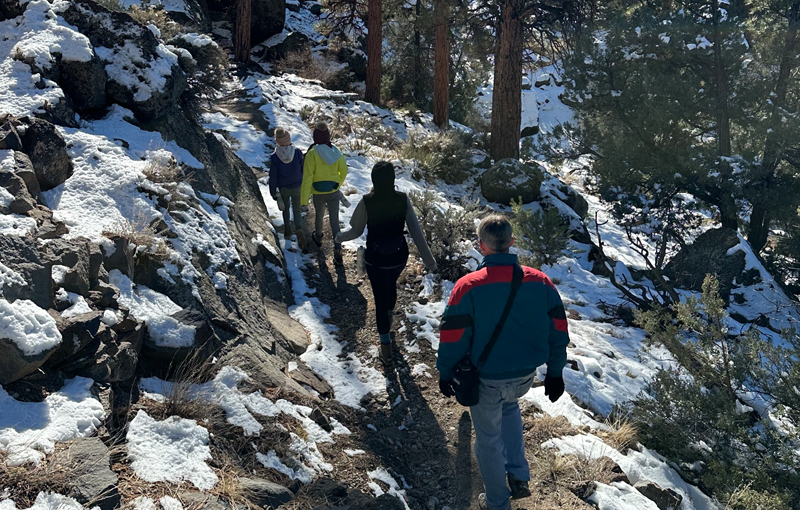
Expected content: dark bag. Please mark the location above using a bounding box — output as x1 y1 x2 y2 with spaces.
452 264 524 407
369 234 406 256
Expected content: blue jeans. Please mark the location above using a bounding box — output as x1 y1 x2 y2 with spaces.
470 374 535 510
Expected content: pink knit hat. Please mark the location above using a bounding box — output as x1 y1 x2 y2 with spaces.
274 127 291 146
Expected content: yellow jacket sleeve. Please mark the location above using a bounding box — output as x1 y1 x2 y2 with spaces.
337 155 348 185
301 150 315 204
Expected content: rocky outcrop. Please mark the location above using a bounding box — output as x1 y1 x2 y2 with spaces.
166 0 212 33
45 237 104 296
0 301 62 384
251 0 287 44
67 437 120 510
238 477 294 508
0 234 53 309
59 52 108 112
634 480 682 510
61 0 186 121
0 0 24 22
0 120 23 150
481 158 544 205
0 168 36 215
19 117 73 191
664 227 745 301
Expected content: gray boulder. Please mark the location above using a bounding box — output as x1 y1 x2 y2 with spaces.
101 235 135 279
664 227 745 301
8 151 41 197
0 168 36 215
265 302 309 355
141 307 218 368
61 0 186 121
238 477 294 508
251 0 287 44
0 234 53 309
634 481 682 510
59 52 108 112
45 237 104 296
44 311 103 370
0 304 61 384
0 120 23 150
70 338 139 384
67 437 120 510
481 158 544 205
19 117 73 191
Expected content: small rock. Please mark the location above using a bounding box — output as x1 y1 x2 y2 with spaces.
67 437 120 510
19 117 73 191
238 477 294 508
634 480 683 510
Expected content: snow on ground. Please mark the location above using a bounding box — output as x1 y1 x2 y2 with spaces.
139 366 350 482
368 467 411 510
139 365 350 441
110 270 197 348
0 299 62 356
126 410 218 490
0 0 80 119
0 377 104 466
0 492 95 510
202 112 270 169
544 433 721 510
588 482 661 510
285 247 386 409
0 263 25 295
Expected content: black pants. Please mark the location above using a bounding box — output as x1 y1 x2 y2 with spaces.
366 262 406 334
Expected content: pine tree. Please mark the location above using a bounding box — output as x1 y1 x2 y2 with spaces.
234 0 252 64
365 0 383 104
433 0 450 127
477 0 594 160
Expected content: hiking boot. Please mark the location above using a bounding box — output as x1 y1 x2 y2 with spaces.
333 247 344 266
477 493 489 510
379 343 393 366
311 230 323 247
296 231 307 251
508 474 531 499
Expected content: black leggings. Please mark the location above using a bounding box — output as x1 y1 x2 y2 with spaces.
366 263 406 334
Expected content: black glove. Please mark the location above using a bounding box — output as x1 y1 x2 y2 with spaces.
544 375 564 403
439 379 455 398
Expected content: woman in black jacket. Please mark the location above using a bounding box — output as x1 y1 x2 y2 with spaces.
336 161 437 365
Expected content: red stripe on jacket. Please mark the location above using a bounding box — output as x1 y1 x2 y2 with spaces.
447 265 557 306
553 318 568 333
440 328 466 344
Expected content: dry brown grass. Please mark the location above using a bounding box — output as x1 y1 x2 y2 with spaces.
597 416 639 453
127 5 182 40
102 209 170 261
0 449 72 507
143 157 183 184
276 47 342 84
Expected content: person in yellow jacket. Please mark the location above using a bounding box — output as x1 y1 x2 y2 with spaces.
301 121 349 265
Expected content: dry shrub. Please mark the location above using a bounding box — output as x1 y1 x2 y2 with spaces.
524 413 578 445
597 416 638 453
276 47 345 86
143 157 182 183
127 5 182 40
0 450 72 507
102 209 170 262
400 130 476 184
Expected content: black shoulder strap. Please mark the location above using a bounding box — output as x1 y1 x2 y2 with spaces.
476 264 524 370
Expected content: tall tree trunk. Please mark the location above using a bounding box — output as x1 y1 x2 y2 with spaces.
413 0 423 103
749 2 800 252
712 0 737 229
433 13 449 128
234 0 252 64
365 0 382 105
490 0 523 160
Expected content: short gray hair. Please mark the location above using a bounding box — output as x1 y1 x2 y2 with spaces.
477 214 513 252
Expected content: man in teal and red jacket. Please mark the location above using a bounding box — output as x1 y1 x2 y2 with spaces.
437 214 570 510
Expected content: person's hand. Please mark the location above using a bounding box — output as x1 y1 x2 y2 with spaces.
439 379 455 398
544 375 564 403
